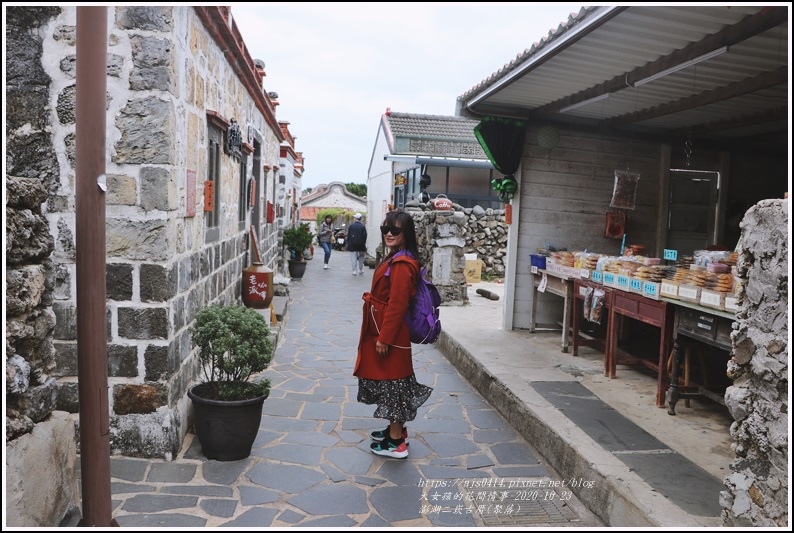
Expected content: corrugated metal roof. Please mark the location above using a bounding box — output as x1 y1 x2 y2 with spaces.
457 5 789 153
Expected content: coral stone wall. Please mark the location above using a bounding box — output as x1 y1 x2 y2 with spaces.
722 199 788 526
406 204 507 304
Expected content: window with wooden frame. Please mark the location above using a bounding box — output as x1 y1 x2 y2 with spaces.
238 153 248 230
205 123 222 242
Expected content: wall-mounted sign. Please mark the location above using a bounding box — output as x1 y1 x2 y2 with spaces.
248 178 256 209
204 180 215 212
393 174 406 186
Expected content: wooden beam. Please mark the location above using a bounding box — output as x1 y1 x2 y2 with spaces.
675 106 788 135
603 67 787 127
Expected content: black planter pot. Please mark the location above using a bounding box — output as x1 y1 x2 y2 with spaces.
188 384 268 461
288 259 307 279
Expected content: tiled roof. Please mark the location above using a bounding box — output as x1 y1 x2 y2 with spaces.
299 206 323 221
457 7 591 102
385 112 481 141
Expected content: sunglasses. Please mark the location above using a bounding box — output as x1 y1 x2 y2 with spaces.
380 225 403 236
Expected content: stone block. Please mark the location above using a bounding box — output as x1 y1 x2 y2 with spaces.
5 411 79 527
107 262 133 301
113 383 166 415
118 307 169 340
140 262 177 302
108 344 139 378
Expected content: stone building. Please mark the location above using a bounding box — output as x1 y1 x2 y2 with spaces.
6 6 298 523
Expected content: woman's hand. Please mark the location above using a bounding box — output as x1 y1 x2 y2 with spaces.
376 340 389 357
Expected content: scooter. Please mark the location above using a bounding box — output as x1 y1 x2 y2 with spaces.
333 226 346 250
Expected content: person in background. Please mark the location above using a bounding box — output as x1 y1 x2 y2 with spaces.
318 214 334 269
346 213 368 276
354 209 433 459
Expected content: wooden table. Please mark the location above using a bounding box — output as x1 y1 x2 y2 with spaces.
606 290 674 407
529 268 574 353
664 299 735 415
572 279 614 374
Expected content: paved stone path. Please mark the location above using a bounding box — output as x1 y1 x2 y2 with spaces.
89 252 602 527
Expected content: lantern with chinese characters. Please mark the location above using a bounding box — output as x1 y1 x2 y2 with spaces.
242 262 274 309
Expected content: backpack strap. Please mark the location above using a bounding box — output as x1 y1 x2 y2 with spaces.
384 249 412 277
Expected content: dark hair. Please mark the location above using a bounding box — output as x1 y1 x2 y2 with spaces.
381 209 420 264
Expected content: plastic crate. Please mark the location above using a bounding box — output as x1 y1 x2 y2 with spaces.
530 254 547 270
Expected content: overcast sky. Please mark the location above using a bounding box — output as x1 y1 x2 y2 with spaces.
231 2 585 190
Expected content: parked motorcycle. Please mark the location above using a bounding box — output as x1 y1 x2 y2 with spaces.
333 226 346 250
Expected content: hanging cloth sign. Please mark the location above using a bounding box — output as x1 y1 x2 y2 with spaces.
473 116 527 202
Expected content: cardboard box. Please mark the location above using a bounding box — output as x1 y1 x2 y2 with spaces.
465 260 483 283
629 277 645 294
602 272 616 287
700 289 725 311
678 284 701 304
616 274 631 292
590 271 603 284
643 281 661 300
724 295 740 313
660 280 679 299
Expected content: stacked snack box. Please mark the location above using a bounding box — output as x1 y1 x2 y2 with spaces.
536 247 740 311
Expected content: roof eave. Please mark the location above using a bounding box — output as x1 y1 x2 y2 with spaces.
463 6 627 116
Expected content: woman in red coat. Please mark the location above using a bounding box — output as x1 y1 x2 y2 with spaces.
355 209 432 459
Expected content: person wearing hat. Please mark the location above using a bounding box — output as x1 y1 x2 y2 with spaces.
346 213 367 275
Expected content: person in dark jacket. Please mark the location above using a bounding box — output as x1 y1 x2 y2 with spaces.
354 209 432 459
346 213 368 275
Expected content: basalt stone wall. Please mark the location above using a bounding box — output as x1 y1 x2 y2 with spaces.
722 199 788 527
7 6 283 461
406 204 507 304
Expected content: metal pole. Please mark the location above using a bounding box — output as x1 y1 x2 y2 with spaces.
75 6 116 527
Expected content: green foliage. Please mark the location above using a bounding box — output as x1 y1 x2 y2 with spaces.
191 304 273 400
282 223 314 259
316 208 347 226
345 182 367 197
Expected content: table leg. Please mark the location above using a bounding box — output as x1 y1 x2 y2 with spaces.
572 296 581 356
666 339 683 415
605 307 616 378
561 281 571 353
529 275 537 333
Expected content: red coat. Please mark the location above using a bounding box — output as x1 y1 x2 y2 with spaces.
354 253 419 380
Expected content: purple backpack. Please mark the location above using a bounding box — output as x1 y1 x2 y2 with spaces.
386 252 442 344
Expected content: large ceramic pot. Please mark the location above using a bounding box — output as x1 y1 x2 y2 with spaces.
288 259 307 279
242 262 274 309
188 384 268 461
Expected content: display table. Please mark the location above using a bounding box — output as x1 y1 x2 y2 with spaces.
572 279 614 376
664 299 735 415
606 290 674 407
529 268 573 353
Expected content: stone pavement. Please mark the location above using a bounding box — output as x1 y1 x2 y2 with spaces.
76 252 603 528
71 250 734 527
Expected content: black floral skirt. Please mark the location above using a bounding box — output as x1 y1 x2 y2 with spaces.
357 373 433 423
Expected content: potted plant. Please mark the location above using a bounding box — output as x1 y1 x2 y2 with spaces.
282 223 314 278
187 304 273 461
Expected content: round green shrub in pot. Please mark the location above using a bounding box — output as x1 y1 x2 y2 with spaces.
188 304 273 460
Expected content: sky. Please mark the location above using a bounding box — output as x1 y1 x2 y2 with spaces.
231 2 585 190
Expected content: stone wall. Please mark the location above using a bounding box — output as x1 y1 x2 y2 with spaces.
722 199 788 526
406 204 507 304
6 5 284 461
5 6 80 526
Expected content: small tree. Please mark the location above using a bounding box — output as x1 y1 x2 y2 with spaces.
283 223 314 261
191 304 273 401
